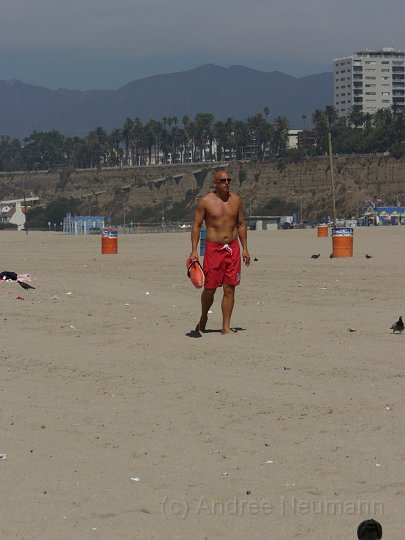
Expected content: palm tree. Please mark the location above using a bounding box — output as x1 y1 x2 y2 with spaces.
312 109 325 127
109 128 123 166
146 119 163 164
272 116 289 155
121 118 134 165
87 127 108 168
232 120 250 160
325 105 338 126
194 113 214 161
348 106 365 128
390 110 405 144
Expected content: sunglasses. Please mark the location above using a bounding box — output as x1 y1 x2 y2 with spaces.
216 178 232 184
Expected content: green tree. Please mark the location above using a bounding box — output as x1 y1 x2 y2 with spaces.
0 136 25 171
272 116 289 155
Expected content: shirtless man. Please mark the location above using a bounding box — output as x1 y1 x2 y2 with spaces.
189 169 250 334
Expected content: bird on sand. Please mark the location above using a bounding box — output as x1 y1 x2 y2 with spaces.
311 254 320 259
390 316 404 334
17 281 35 291
365 253 373 259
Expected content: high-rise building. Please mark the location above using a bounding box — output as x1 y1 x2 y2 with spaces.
333 48 405 118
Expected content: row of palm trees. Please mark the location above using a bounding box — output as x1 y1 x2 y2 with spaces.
0 110 290 172
311 104 405 155
2 104 405 172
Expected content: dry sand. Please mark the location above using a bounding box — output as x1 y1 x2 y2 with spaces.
0 227 404 540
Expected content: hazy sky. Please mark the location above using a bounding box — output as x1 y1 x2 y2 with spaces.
0 0 404 90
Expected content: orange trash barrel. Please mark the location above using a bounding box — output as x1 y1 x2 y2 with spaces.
101 229 118 254
317 225 329 237
332 227 353 257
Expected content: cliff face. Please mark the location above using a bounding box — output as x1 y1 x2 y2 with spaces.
1 157 405 220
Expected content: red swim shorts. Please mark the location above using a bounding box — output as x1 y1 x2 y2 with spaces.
203 239 241 289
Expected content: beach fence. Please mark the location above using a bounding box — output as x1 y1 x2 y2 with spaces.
63 217 193 235
115 222 193 234
63 214 105 234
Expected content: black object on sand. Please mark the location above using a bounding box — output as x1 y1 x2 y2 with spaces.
253 257 258 262
311 254 320 259
0 271 18 281
365 253 373 259
390 315 404 334
357 519 382 539
17 281 35 291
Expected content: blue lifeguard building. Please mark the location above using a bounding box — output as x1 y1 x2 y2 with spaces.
63 213 105 234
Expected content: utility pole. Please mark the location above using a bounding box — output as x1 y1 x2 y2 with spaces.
328 132 337 226
23 192 28 235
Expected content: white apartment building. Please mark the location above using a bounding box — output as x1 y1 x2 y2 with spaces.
333 48 405 118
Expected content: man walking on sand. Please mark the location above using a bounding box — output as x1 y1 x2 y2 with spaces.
189 169 250 334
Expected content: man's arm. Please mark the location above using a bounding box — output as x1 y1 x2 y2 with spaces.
237 197 251 266
190 199 206 260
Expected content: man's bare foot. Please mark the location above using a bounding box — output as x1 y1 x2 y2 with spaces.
195 315 208 333
222 327 237 335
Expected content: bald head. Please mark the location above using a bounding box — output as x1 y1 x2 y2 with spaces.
214 170 230 183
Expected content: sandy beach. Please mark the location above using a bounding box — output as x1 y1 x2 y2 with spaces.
0 227 404 540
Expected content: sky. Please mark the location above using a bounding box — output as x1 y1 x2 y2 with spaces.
0 0 404 90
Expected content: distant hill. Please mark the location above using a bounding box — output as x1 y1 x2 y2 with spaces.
0 64 333 138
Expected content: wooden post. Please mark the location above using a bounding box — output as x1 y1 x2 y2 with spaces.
23 192 28 235
328 132 337 226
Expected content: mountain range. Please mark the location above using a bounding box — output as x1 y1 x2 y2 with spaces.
0 64 333 139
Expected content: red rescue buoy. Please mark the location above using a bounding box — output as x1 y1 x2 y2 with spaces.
186 258 205 288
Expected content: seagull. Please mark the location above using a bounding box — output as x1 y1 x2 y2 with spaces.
365 253 373 259
311 254 320 259
17 281 35 291
390 316 404 334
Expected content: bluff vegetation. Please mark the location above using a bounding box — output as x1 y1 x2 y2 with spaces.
1 156 405 228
